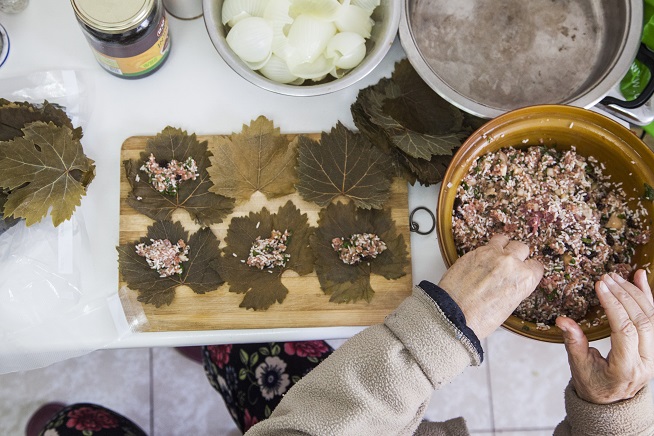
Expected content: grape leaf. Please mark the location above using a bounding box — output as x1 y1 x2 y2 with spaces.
0 190 20 235
0 99 82 141
310 201 408 303
217 200 314 310
296 122 393 209
117 220 224 307
0 122 95 227
124 126 235 227
208 116 297 202
351 59 484 185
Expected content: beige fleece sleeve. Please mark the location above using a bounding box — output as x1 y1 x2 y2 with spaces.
245 286 480 436
554 382 654 436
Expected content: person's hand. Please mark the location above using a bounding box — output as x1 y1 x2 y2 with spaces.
438 234 543 339
556 270 654 404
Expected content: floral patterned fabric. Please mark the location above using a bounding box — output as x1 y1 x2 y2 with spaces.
39 403 146 436
203 341 333 433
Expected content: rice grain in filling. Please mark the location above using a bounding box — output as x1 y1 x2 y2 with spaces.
452 145 650 324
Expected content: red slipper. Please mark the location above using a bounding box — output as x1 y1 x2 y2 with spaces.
25 402 66 436
175 346 203 364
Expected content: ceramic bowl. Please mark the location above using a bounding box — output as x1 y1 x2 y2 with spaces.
437 105 654 342
203 0 401 96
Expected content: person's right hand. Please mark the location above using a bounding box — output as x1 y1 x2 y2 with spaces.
556 270 654 404
438 234 544 339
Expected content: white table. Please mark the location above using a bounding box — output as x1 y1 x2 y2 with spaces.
0 0 446 358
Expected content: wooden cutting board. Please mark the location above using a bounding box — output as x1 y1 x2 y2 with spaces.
119 134 412 332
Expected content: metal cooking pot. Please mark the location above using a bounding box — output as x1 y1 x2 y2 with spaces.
399 0 654 122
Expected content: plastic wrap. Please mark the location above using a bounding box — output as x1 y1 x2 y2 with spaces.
0 71 145 374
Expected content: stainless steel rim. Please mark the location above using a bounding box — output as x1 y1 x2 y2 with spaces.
203 0 402 97
399 0 643 118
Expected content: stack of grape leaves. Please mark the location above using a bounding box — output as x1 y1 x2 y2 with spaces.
118 117 413 331
0 100 95 233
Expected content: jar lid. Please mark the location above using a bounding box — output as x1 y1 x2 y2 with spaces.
71 0 155 33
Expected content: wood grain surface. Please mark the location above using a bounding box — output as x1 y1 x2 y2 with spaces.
119 134 412 332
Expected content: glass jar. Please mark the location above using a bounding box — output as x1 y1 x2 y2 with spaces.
70 0 171 79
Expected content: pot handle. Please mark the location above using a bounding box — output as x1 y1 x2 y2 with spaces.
600 44 654 109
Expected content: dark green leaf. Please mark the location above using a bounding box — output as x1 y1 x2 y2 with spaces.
117 220 224 307
217 201 314 310
124 126 235 227
291 375 301 384
351 59 483 185
264 405 272 418
239 368 248 380
0 99 82 142
0 122 95 226
310 202 408 303
296 123 393 209
271 344 281 356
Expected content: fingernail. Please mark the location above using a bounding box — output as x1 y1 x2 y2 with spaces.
559 324 568 333
612 273 626 283
604 274 616 284
599 281 610 293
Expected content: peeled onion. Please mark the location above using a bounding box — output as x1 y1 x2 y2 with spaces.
226 17 273 63
287 15 336 64
325 32 366 69
222 0 268 26
351 0 380 13
334 5 373 38
289 0 341 20
264 0 293 24
259 54 299 83
288 54 335 80
222 0 380 85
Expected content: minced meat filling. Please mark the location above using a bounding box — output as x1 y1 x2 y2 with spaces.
452 146 650 324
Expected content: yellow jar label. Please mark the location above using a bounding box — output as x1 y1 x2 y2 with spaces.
92 17 170 76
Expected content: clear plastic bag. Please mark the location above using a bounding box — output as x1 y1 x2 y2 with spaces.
0 70 143 374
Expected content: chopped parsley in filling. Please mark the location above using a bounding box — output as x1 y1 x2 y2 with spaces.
139 153 199 195
332 233 387 265
136 238 190 278
453 145 650 324
247 229 291 270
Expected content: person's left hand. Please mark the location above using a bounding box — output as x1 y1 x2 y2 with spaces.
556 270 654 404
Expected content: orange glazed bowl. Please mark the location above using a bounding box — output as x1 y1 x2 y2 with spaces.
437 105 654 342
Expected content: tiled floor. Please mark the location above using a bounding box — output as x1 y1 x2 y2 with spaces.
0 331 616 436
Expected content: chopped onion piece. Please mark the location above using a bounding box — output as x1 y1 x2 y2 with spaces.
244 51 272 70
222 0 267 26
351 0 380 14
288 54 335 79
226 17 273 63
264 0 293 24
287 15 336 64
271 21 293 60
334 5 373 38
325 32 366 69
289 0 341 20
259 54 299 83
221 0 380 84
